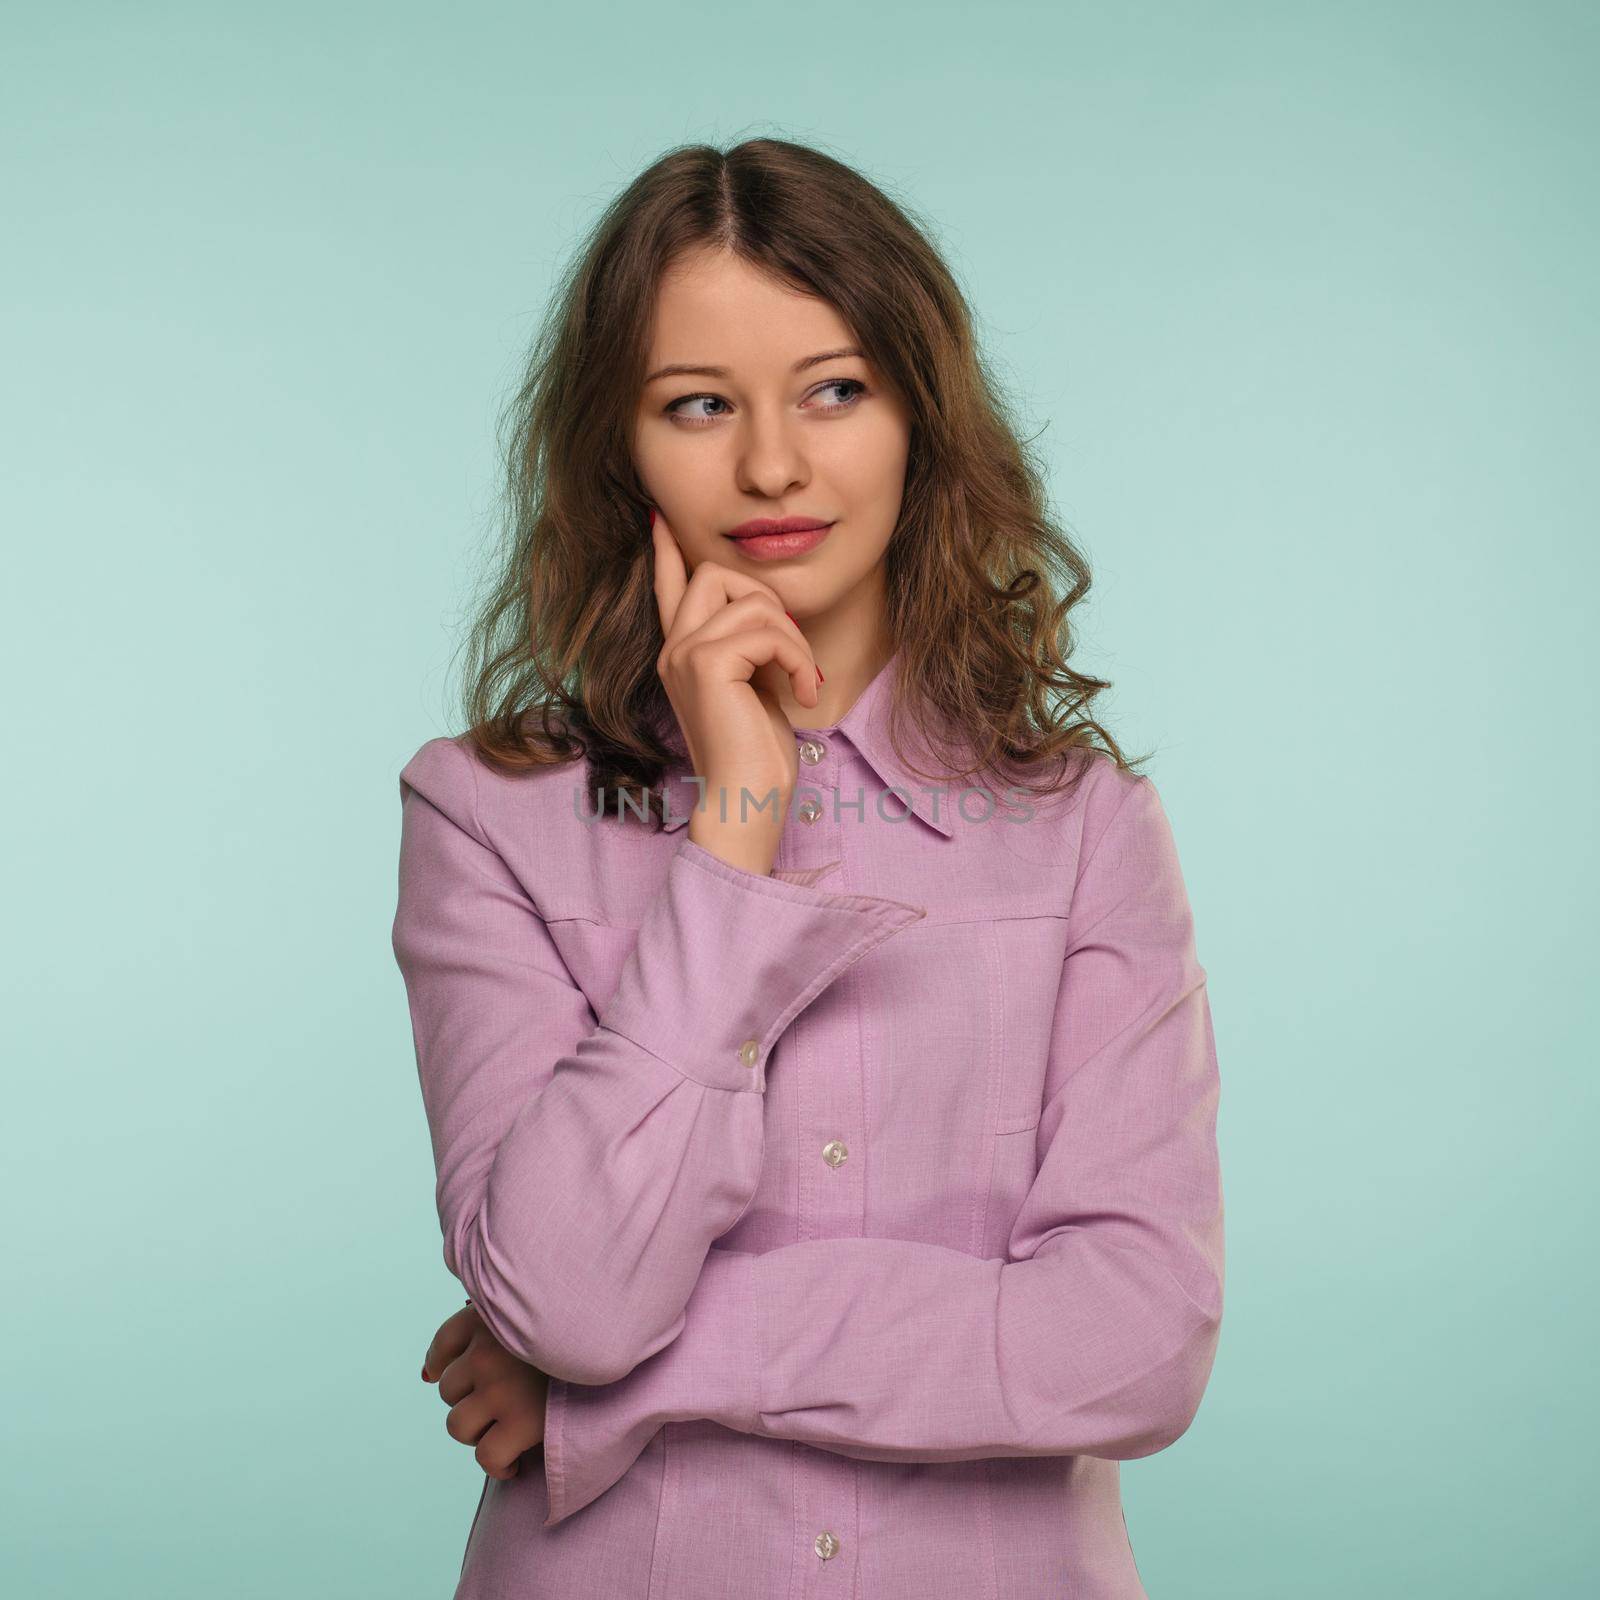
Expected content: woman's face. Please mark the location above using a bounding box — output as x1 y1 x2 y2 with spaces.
630 246 912 620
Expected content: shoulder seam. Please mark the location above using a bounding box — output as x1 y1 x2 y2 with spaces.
1070 769 1150 896
461 738 487 847
446 735 491 850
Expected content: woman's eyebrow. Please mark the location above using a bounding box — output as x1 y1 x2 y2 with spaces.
644 346 865 384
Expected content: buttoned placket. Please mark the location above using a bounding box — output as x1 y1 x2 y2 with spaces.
777 724 862 1587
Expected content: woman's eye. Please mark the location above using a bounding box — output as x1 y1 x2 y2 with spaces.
664 379 868 425
665 394 731 423
812 378 868 409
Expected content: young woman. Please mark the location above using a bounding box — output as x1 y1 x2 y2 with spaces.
393 136 1224 1599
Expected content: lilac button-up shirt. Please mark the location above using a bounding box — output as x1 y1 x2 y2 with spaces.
391 648 1224 1599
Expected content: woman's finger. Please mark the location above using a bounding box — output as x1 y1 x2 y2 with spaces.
650 511 689 638
421 1301 477 1384
442 1387 496 1450
674 624 820 710
473 1418 539 1481
666 594 819 707
658 553 789 654
435 1351 476 1407
649 515 818 690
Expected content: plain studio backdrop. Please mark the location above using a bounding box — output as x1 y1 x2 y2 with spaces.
2 3 1594 1595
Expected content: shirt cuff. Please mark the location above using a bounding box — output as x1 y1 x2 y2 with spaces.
596 835 926 1092
542 1246 761 1526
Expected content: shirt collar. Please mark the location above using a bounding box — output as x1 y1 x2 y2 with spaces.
659 647 956 838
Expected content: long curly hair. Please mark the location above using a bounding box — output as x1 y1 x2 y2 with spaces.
455 135 1150 829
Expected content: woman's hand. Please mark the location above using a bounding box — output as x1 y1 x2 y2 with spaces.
650 507 823 875
420 1301 548 1481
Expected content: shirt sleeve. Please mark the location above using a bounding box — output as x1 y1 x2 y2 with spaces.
390 735 927 1391
539 773 1224 1527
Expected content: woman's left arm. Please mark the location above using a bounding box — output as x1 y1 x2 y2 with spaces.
538 775 1225 1527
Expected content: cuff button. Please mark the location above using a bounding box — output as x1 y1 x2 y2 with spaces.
738 1037 761 1067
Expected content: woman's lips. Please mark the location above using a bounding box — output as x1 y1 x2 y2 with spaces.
725 522 834 560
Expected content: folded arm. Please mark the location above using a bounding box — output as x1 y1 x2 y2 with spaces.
540 774 1225 1525
391 735 926 1388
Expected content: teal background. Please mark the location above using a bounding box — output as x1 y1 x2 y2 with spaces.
3 2 1595 1594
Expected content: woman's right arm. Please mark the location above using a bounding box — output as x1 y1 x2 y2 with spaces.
391 734 924 1387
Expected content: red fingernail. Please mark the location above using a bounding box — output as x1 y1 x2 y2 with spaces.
647 507 656 530
421 1364 430 1381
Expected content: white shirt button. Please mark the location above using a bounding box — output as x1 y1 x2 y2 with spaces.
814 1531 840 1561
738 1037 760 1067
797 736 826 765
798 798 823 825
822 1140 848 1168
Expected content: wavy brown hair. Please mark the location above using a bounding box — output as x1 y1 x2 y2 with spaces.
455 134 1151 829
